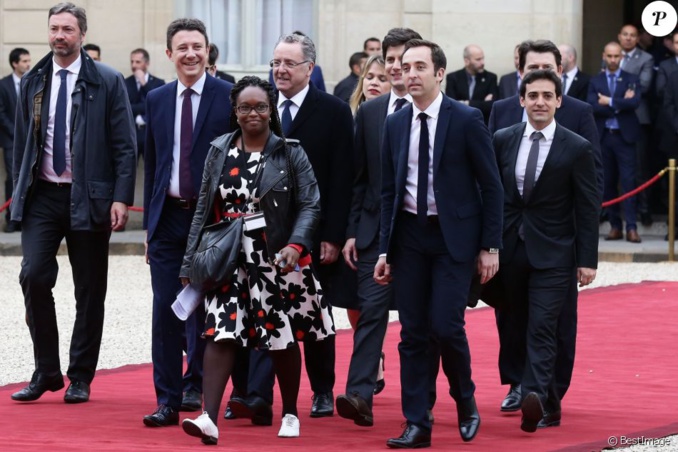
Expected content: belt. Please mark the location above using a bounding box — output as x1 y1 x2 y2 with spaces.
402 211 439 224
165 196 196 210
37 179 71 188
605 128 620 134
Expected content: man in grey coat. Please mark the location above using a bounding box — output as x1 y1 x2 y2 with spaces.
10 2 136 404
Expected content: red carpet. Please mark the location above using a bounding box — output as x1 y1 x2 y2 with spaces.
2 281 677 451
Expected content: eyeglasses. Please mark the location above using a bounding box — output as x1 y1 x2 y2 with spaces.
270 59 310 69
236 103 270 115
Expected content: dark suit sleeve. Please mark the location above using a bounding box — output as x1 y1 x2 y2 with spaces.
108 73 137 205
346 104 368 239
656 64 669 98
665 74 678 133
637 55 654 94
572 143 601 269
576 102 603 194
488 102 498 134
445 74 461 99
611 75 641 111
312 66 326 92
0 82 13 137
12 80 28 188
379 118 396 256
469 74 498 119
143 93 156 229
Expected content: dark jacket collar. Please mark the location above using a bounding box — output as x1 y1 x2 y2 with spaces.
210 130 286 157
24 48 102 86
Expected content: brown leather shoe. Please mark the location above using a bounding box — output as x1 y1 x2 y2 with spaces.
605 228 623 240
626 230 642 243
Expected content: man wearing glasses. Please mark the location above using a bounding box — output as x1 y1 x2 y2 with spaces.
229 32 354 424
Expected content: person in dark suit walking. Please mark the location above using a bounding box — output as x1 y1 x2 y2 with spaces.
10 2 136 404
228 32 354 423
375 39 503 448
124 48 164 160
488 39 602 424
444 45 498 123
494 69 599 433
142 18 233 427
0 47 30 232
588 41 642 243
335 27 421 428
334 51 368 103
498 45 520 100
558 44 590 102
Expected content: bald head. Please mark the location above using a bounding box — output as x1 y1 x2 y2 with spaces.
558 44 577 72
463 44 485 75
603 42 623 72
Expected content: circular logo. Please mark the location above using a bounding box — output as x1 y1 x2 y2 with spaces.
642 1 678 37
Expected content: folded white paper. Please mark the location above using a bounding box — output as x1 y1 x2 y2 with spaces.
172 284 204 321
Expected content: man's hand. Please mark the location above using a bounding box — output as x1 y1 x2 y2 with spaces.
342 238 358 271
477 249 499 284
144 232 149 264
319 241 340 265
134 69 146 86
597 93 611 106
577 267 596 287
373 256 392 285
110 202 128 231
624 88 635 99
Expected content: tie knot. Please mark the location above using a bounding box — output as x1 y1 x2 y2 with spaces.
283 99 293 108
562 74 568 81
183 88 194 98
59 69 68 81
530 131 543 142
394 98 407 111
418 112 428 122
608 73 615 79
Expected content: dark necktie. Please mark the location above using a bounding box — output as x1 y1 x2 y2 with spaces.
180 88 194 200
417 112 430 225
522 131 543 202
281 99 293 135
621 53 630 69
53 69 69 176
562 73 568 94
394 97 407 112
468 74 476 99
607 73 616 96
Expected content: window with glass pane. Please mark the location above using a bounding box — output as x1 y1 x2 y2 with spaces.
185 0 243 65
255 0 314 65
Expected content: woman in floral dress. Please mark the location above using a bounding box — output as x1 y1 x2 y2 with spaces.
180 76 334 444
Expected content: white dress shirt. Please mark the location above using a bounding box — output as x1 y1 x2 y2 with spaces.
515 119 557 195
168 72 206 198
12 73 21 95
562 67 579 95
403 91 443 216
41 56 82 183
387 90 413 115
276 83 310 122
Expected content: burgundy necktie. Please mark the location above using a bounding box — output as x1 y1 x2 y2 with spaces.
180 88 194 200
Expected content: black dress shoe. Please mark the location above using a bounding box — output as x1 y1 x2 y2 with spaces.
224 401 237 420
374 352 386 395
64 380 90 403
11 373 64 402
180 390 202 412
3 221 20 233
457 396 480 442
520 392 544 433
500 384 521 412
640 212 653 227
310 392 334 417
143 405 179 427
228 395 273 426
537 410 562 428
386 423 431 449
426 410 434 425
336 393 373 426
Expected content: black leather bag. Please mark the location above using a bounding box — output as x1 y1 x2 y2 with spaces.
189 217 244 292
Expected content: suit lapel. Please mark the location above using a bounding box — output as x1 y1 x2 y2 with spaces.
164 81 178 149
531 124 565 197
508 124 526 201
287 83 317 135
458 72 469 100
192 75 215 148
433 96 451 175
395 106 413 198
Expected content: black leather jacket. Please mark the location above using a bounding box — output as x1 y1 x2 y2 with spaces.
180 131 320 278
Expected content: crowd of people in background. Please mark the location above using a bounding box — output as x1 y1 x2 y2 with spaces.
2 1 677 450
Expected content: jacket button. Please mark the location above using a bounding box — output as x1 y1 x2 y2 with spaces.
280 170 284 174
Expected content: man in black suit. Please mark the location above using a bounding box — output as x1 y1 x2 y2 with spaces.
230 32 354 422
488 39 602 423
656 33 678 99
10 2 136 404
334 51 368 103
124 48 164 160
142 18 233 427
207 44 235 83
445 44 498 123
498 45 520 99
494 70 599 432
336 27 421 428
0 47 30 232
558 44 590 102
375 39 503 448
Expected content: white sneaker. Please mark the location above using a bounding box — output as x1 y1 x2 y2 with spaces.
182 411 219 445
278 413 300 438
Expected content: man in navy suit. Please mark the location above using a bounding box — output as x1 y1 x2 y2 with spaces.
498 45 521 100
494 70 599 432
588 42 641 243
124 48 164 159
488 40 602 424
0 47 30 232
142 18 232 427
375 39 503 448
336 27 421 428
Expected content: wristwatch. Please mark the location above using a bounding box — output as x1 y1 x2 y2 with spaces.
482 248 499 254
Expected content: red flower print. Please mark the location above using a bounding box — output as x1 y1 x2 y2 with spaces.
265 322 275 330
249 328 256 337
206 328 215 335
229 167 240 177
230 312 237 320
258 310 265 318
296 330 305 340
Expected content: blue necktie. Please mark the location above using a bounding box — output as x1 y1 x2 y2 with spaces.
562 73 568 95
608 74 616 97
417 112 429 225
281 99 293 135
53 69 69 176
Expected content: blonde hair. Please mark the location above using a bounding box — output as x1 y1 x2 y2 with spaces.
349 54 385 115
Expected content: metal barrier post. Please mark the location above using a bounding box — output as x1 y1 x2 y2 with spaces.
669 159 676 262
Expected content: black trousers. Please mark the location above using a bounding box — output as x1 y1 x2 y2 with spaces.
147 201 206 408
500 241 572 411
3 146 12 222
20 180 111 384
391 213 475 431
344 239 392 407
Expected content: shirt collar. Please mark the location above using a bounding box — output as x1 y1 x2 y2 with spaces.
277 83 310 109
12 73 21 85
524 118 556 141
412 91 443 121
177 71 207 98
53 54 82 77
389 89 413 108
623 48 636 58
605 68 621 78
564 67 578 79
